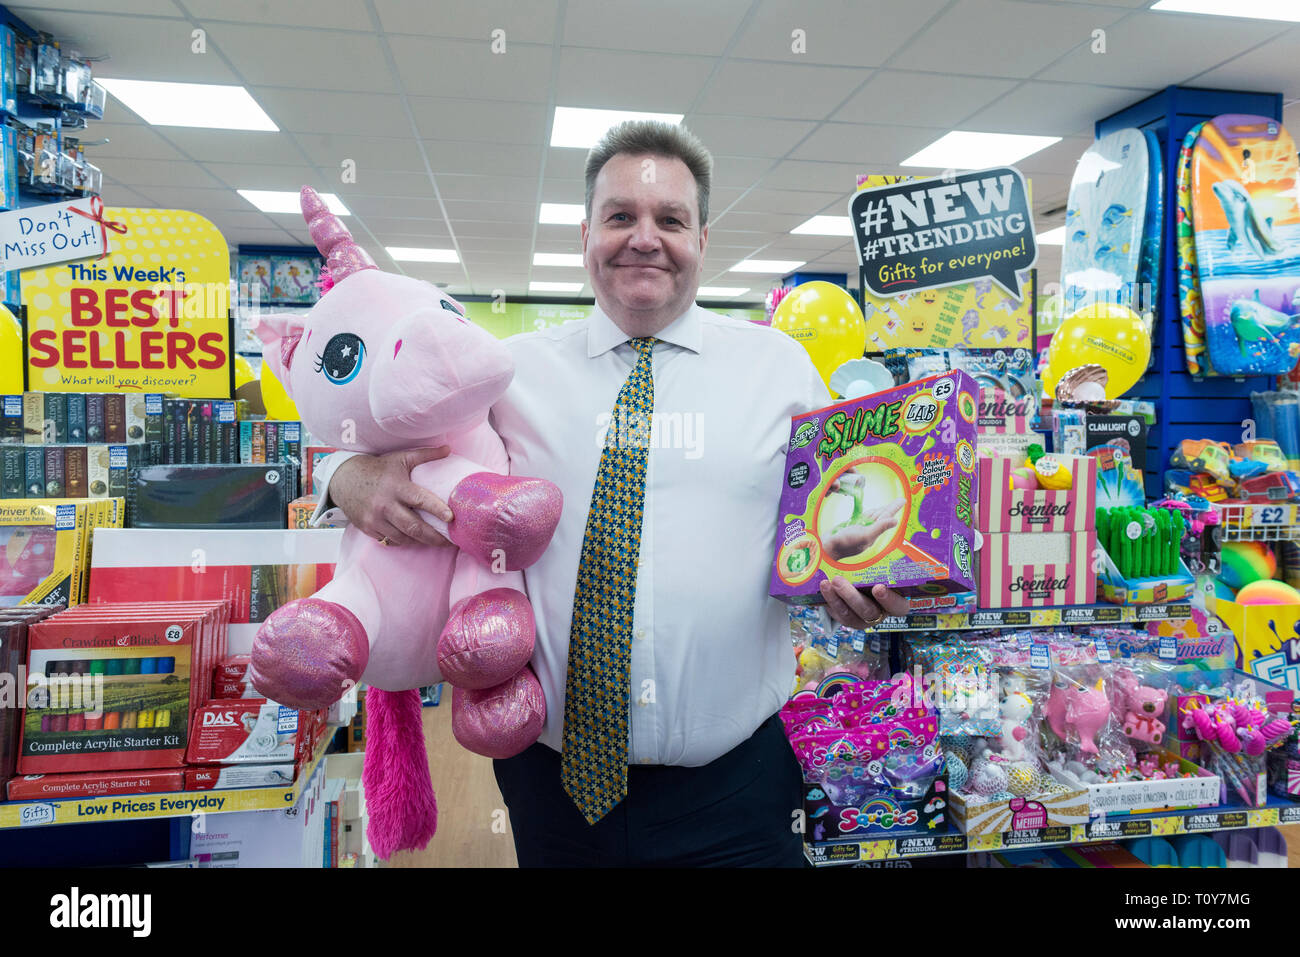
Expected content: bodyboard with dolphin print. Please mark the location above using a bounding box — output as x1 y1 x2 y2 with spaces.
1061 129 1149 323
1178 121 1212 376
1137 129 1164 348
1191 114 1300 376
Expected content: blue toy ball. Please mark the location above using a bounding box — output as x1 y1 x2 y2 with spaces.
1213 579 1239 604
946 753 968 791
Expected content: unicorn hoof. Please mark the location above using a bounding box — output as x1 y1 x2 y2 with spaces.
451 668 546 759
447 473 562 570
249 598 369 710
437 588 535 690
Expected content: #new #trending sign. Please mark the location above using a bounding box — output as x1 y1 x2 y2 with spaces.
850 167 1038 301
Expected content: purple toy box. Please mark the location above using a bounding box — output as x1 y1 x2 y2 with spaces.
771 370 979 603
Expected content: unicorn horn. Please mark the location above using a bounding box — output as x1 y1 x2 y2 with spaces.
300 186 375 282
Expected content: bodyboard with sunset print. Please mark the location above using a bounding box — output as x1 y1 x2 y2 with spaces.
1061 129 1149 321
1191 114 1300 376
1177 121 1212 376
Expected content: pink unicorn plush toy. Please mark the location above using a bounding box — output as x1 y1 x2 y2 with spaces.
248 186 562 857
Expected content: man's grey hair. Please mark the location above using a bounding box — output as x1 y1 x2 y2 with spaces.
584 120 713 225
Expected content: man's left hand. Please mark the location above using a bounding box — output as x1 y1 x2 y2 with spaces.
818 578 910 629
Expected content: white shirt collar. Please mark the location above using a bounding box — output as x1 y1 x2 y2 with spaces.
587 301 704 358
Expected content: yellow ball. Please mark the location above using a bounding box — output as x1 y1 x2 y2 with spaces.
771 281 867 390
1007 763 1040 796
0 306 23 394
259 359 300 421
1043 303 1151 399
234 354 256 391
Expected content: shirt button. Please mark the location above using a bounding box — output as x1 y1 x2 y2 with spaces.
639 758 652 765
634 628 646 640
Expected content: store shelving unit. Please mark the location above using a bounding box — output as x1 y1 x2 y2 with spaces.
866 601 1195 633
1217 502 1300 543
805 798 1300 866
0 736 331 831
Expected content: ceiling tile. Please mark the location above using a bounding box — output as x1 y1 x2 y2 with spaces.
423 141 543 178
1039 12 1280 89
730 188 845 215
201 162 329 191
711 155 778 189
562 0 749 56
206 24 396 92
373 0 560 43
555 48 713 112
458 237 534 253
13 1 180 15
472 221 562 240
185 0 375 30
408 98 548 143
157 128 303 164
1181 26 1300 99
710 210 807 233
963 81 1146 138
695 61 868 119
388 35 552 102
24 11 237 84
833 71 1019 127
759 160 865 192
435 175 538 203
296 134 428 174
729 0 950 67
80 122 188 162
346 195 445 218
127 184 248 211
443 200 536 222
540 179 590 204
109 158 226 189
685 115 817 158
889 0 1127 79
253 88 411 136
790 123 950 167
544 147 589 180
99 183 160 208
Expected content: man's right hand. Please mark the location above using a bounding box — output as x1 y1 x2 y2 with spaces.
329 447 455 547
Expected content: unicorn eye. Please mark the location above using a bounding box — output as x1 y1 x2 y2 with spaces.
440 299 468 322
315 333 365 384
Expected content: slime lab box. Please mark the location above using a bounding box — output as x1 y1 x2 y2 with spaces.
771 371 979 602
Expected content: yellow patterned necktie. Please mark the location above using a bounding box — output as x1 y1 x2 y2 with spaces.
562 336 656 824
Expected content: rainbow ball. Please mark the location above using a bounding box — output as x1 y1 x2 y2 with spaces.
1007 762 1040 796
1213 579 1239 604
946 753 968 791
1219 542 1277 590
1235 579 1300 606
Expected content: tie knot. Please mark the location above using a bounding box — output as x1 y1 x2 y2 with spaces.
632 337 657 356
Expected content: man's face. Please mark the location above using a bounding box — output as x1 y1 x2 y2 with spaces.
582 152 708 333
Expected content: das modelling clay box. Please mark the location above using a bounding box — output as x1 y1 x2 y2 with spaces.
186 699 308 765
771 371 979 602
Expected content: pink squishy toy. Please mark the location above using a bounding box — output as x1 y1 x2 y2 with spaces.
248 187 562 857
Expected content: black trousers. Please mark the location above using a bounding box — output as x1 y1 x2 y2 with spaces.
493 713 805 868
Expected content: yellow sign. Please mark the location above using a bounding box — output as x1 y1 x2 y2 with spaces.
856 176 1035 350
22 209 233 397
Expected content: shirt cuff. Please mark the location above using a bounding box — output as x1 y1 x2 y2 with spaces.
309 450 361 527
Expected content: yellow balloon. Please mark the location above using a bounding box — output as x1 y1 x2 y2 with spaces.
259 359 300 421
1043 303 1151 399
234 354 256 391
0 307 21 395
771 281 867 389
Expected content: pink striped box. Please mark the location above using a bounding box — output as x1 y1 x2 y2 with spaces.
978 530 1098 609
977 455 1096 534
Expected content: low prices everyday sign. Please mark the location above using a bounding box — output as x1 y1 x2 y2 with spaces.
22 209 233 398
850 167 1037 300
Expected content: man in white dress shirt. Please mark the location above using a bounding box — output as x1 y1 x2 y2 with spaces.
314 121 908 866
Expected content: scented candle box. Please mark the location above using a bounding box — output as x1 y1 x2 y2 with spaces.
772 371 979 602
